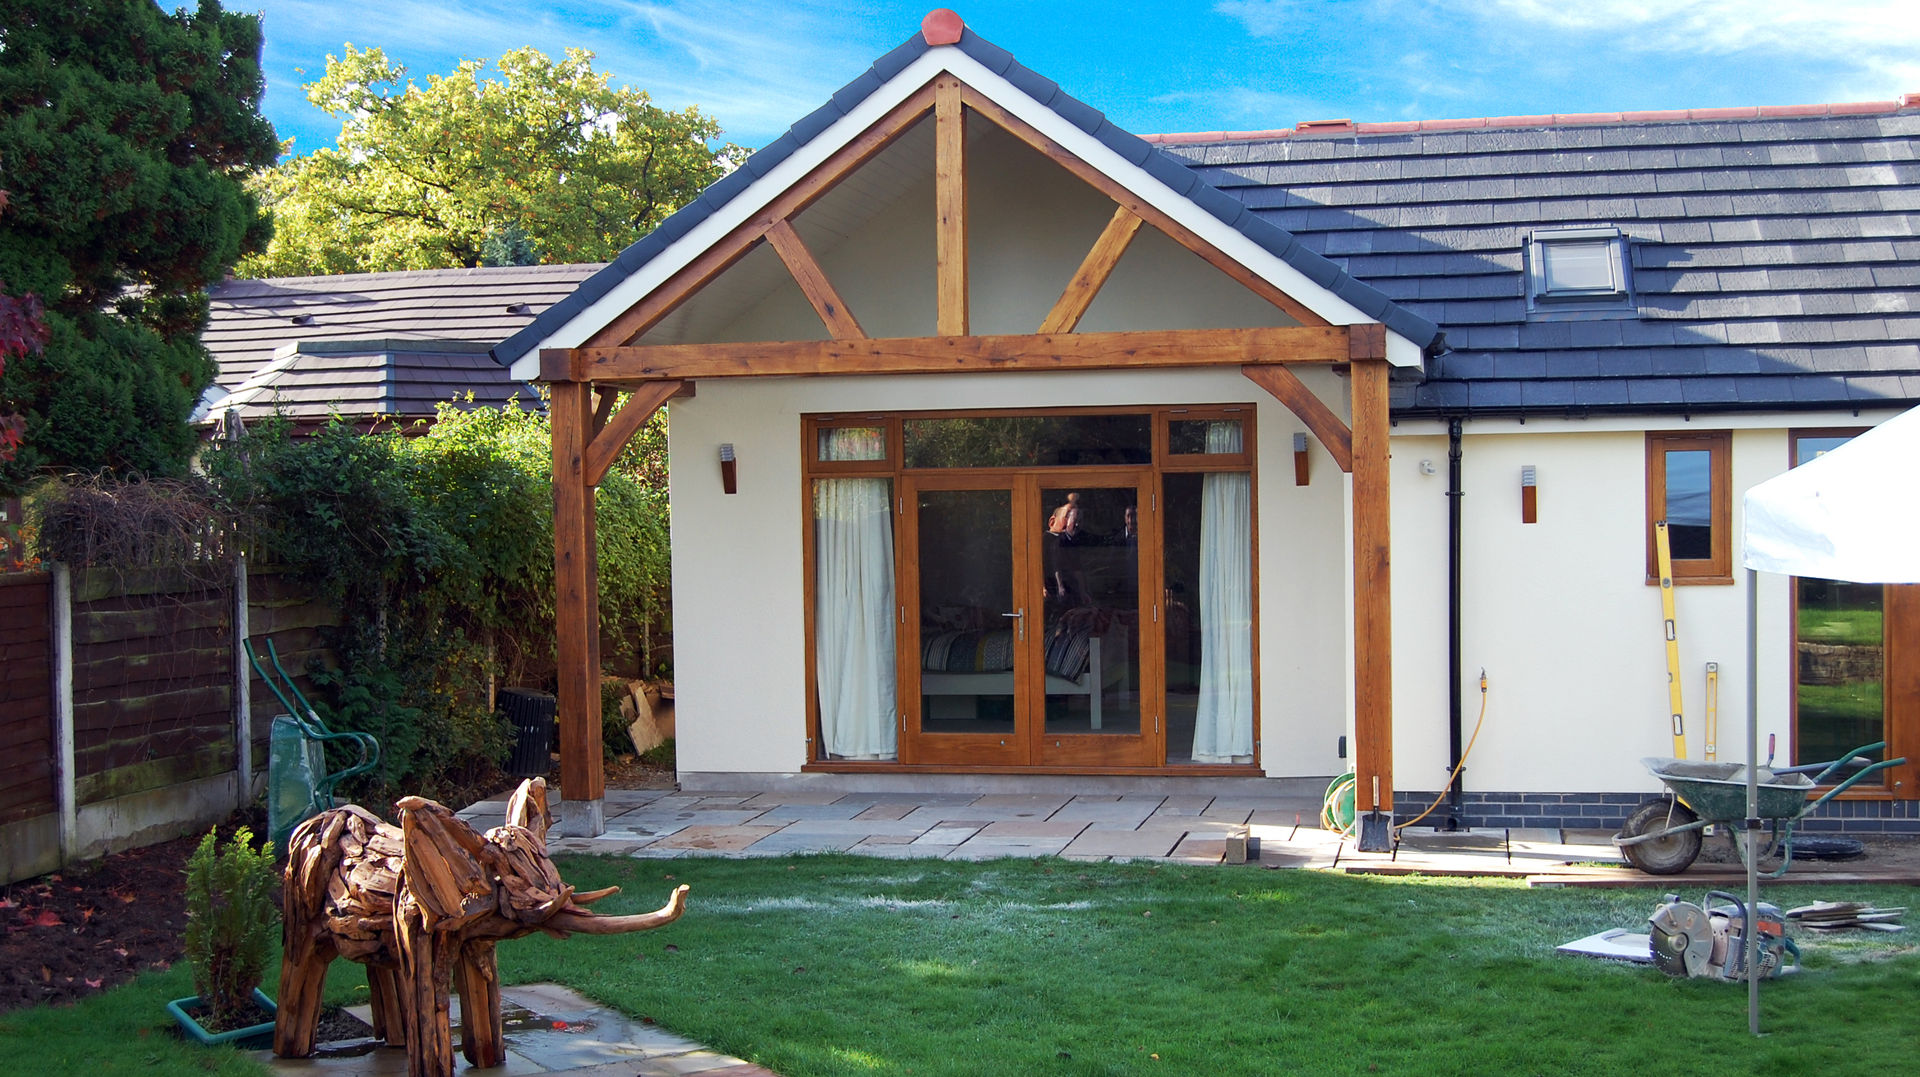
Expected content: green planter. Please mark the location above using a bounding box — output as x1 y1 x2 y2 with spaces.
166 988 277 1048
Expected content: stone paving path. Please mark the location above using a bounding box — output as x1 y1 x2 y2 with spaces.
459 788 1335 864
456 787 1624 872
256 983 774 1077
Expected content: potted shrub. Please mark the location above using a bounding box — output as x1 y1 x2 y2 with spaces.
167 826 280 1047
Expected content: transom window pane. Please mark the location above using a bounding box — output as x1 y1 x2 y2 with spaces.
1169 418 1244 455
902 414 1151 469
818 425 887 462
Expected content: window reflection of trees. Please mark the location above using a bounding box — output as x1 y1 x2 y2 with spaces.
904 415 1151 468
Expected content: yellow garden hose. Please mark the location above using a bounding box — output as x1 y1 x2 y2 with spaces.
1395 670 1490 833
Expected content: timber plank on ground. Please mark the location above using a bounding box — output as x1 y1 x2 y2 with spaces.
1525 868 1920 888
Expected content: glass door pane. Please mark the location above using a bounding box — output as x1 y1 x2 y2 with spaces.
1791 432 1884 770
906 483 1027 765
1795 577 1884 766
1163 470 1254 765
1035 479 1154 767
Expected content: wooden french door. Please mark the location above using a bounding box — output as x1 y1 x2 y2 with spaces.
899 471 1157 767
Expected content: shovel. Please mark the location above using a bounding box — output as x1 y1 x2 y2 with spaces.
1357 775 1392 851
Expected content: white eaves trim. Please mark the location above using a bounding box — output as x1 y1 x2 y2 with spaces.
508 46 1417 382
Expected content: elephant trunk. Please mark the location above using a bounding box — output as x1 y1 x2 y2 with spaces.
543 885 690 935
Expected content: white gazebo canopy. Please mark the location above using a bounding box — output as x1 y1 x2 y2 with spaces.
1743 403 1920 584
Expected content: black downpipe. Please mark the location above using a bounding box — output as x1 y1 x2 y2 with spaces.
1446 418 1465 831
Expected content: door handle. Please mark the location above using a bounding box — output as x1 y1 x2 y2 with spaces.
1002 607 1024 641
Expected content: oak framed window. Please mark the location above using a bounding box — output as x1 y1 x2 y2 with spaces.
1645 430 1731 584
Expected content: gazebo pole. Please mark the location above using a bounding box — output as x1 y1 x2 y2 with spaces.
1745 568 1760 1034
551 379 606 836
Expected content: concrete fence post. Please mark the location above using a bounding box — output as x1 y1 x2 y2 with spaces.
234 552 251 807
50 562 74 863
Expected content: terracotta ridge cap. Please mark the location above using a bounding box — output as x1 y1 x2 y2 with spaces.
1141 95 1920 144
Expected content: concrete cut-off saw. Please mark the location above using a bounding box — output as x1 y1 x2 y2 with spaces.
1648 890 1800 981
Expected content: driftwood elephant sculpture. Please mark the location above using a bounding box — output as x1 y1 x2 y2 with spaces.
274 778 688 1077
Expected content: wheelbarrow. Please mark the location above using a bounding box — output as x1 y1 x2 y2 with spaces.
1613 742 1905 876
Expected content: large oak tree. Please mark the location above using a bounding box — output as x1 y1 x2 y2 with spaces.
241 46 740 275
0 0 279 491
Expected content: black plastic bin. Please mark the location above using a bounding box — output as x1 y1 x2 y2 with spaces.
500 688 558 777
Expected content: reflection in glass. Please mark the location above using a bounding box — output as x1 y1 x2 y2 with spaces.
1791 434 1883 769
813 475 896 759
817 425 886 462
904 414 1151 468
917 489 1017 735
1164 430 1253 764
1663 449 1712 559
1040 486 1140 736
1169 418 1244 455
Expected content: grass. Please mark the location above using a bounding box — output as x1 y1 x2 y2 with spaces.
0 950 368 1077
498 856 1920 1077
6 857 1914 1076
1797 606 1883 646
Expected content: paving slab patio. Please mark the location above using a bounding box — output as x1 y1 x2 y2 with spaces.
502 788 1627 873
257 983 773 1077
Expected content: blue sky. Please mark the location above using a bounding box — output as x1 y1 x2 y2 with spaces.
248 0 1920 156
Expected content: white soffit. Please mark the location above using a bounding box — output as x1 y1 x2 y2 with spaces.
509 46 1406 381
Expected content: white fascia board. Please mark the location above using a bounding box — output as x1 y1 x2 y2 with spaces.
511 46 1399 381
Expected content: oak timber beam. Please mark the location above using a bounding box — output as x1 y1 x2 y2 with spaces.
1039 205 1144 334
545 325 1353 383
1242 365 1354 472
1351 357 1393 819
958 85 1329 329
935 76 968 336
583 81 940 348
764 219 866 340
591 386 619 434
583 380 683 488
549 380 604 834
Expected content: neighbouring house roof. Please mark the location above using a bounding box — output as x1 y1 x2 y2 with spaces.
490 22 1442 371
204 340 540 425
1156 102 1920 417
200 264 600 423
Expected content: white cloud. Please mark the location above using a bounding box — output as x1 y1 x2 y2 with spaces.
254 0 901 143
1466 0 1920 96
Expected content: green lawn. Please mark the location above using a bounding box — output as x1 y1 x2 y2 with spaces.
503 856 1919 1077
1797 606 1883 646
5 856 1915 1077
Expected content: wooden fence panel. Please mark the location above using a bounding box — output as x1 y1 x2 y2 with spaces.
69 568 232 803
244 568 338 774
0 574 53 827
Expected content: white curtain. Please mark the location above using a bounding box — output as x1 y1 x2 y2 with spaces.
1192 422 1253 763
814 430 897 759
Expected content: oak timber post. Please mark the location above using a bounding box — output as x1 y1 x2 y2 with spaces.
1351 357 1393 824
550 380 605 836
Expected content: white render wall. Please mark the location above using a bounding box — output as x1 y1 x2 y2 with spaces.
1388 410 1903 798
667 366 1354 779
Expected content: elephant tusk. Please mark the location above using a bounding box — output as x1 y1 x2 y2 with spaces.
542 885 689 935
571 885 621 905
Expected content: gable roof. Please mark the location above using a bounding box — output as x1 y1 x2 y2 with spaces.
491 22 1440 372
208 264 601 391
1159 104 1920 417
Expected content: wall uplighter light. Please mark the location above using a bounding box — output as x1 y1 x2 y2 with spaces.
1521 465 1538 523
719 443 738 494
1293 432 1310 486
